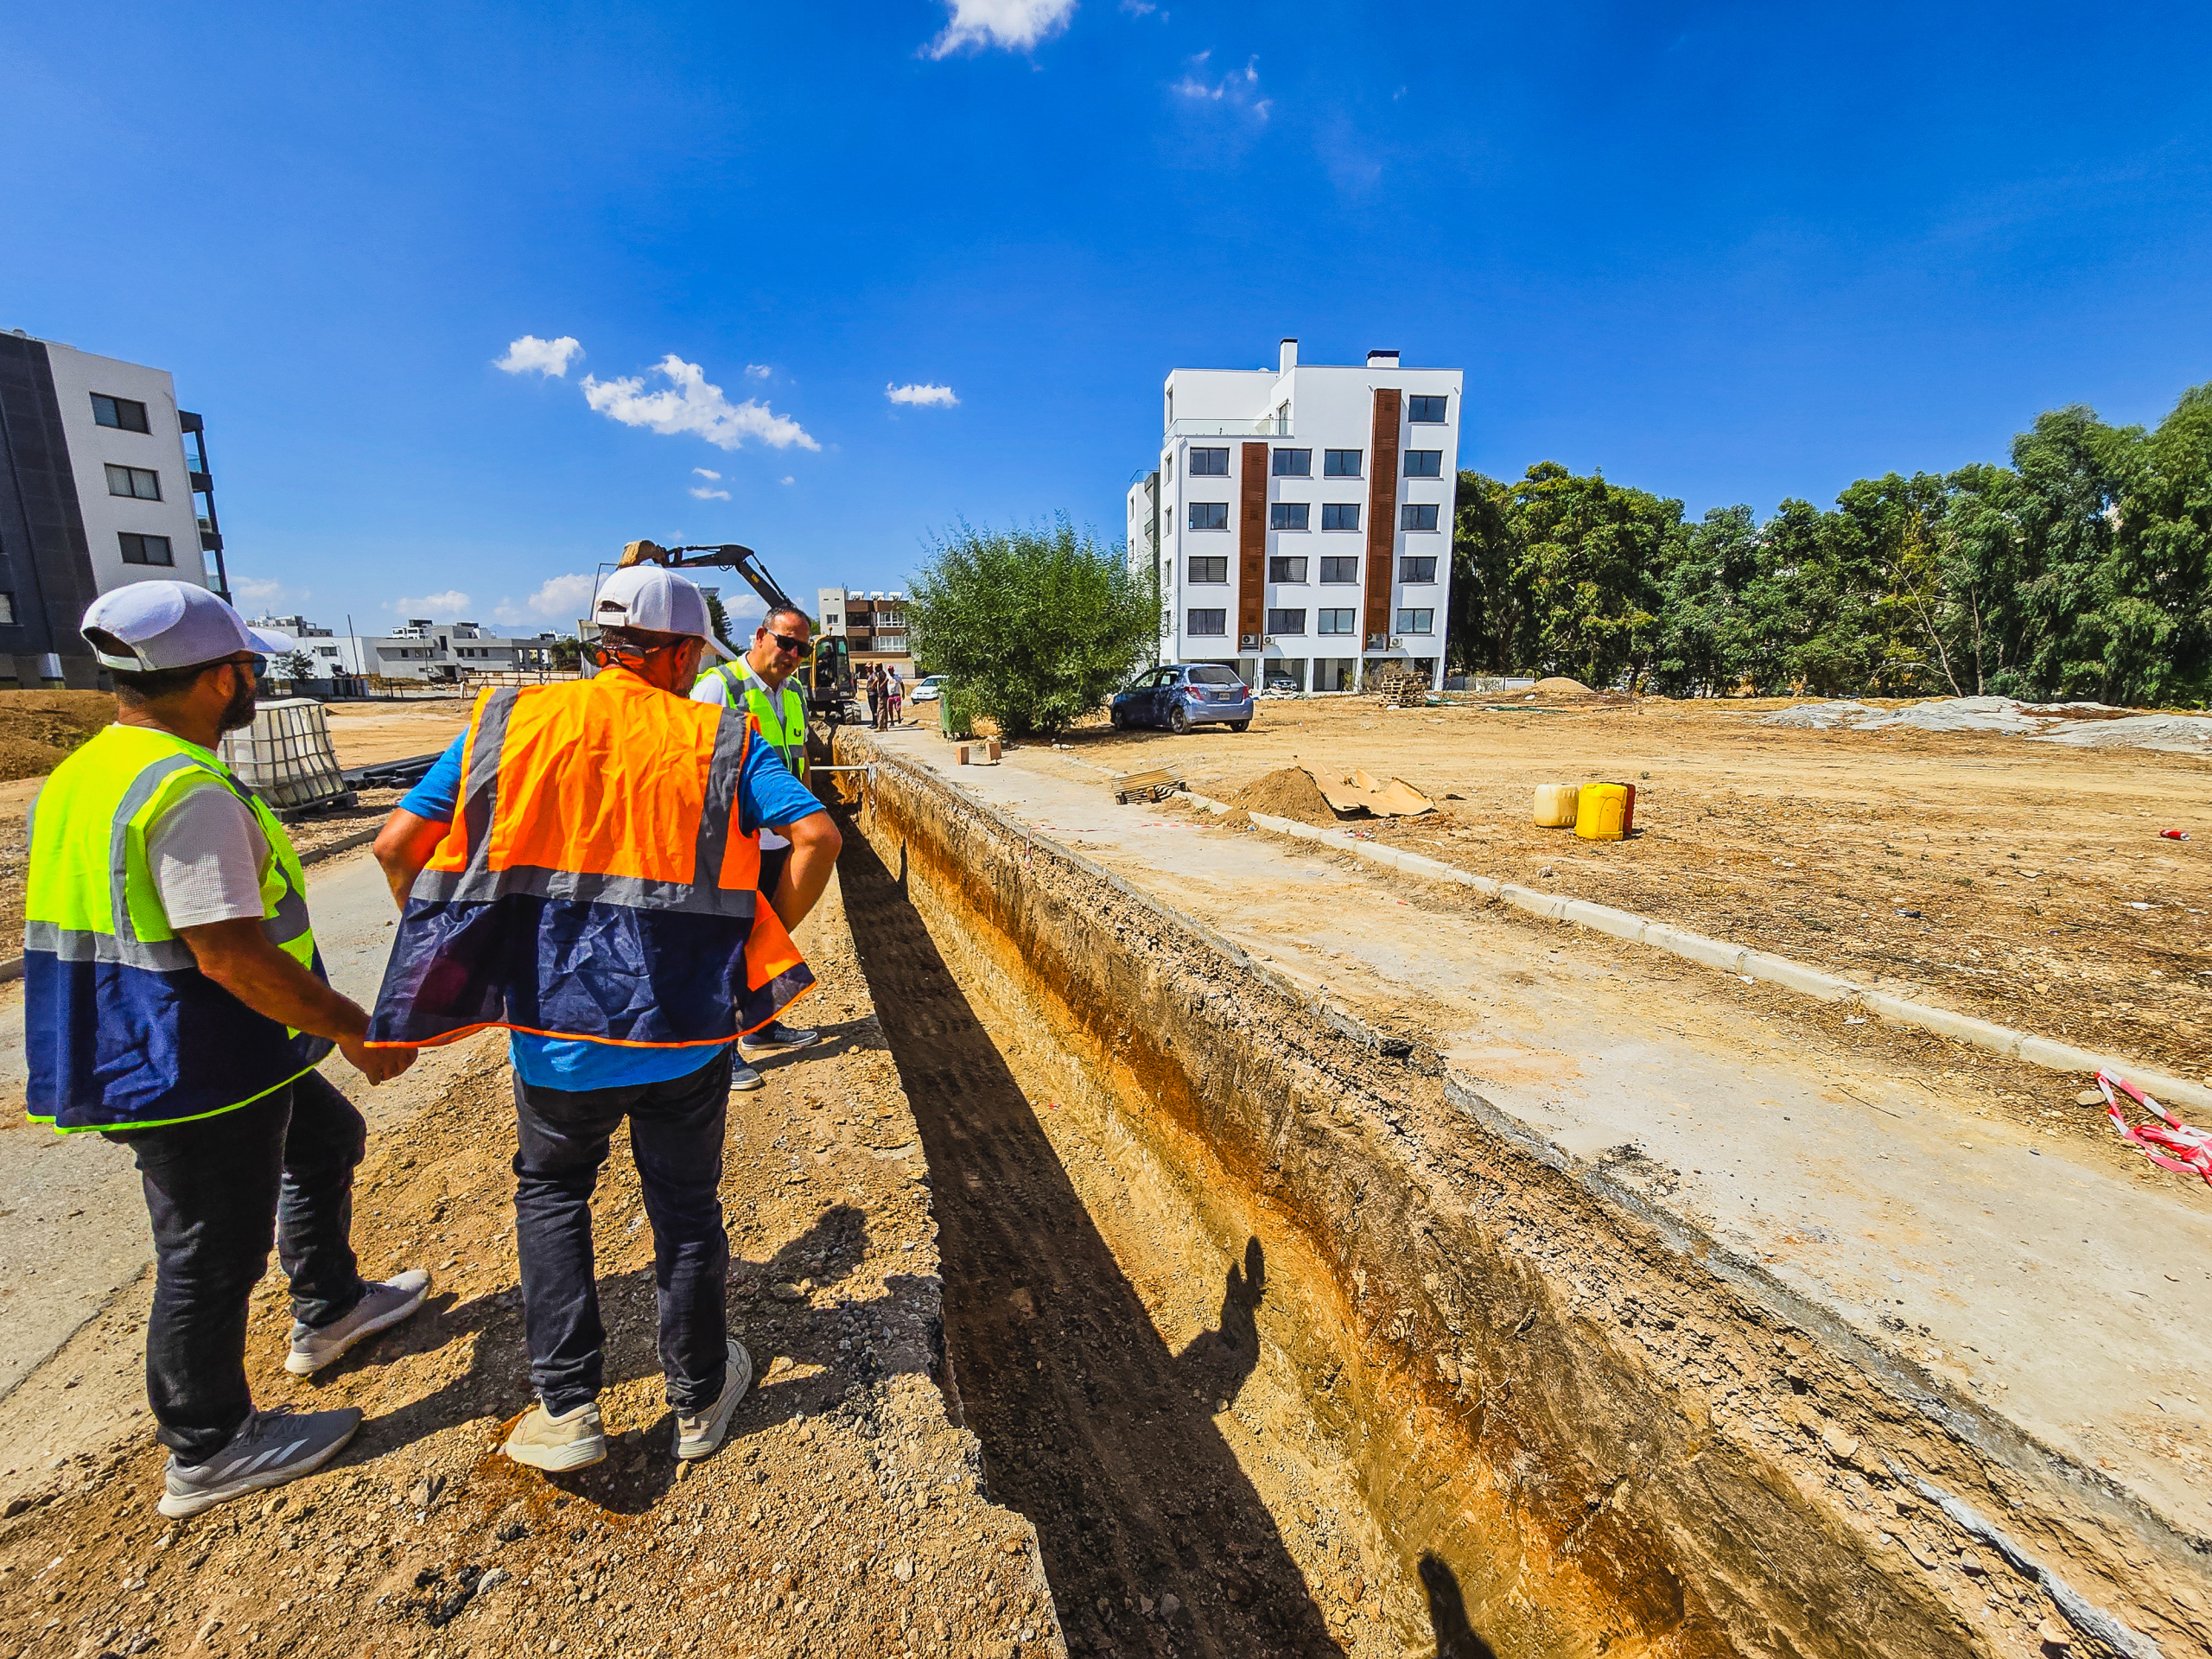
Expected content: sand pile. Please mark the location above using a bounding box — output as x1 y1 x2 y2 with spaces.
1762 696 2212 754
1529 676 1596 699
0 691 113 781
1231 766 1344 825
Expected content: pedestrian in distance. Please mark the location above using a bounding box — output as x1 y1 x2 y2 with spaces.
887 664 904 728
24 582 429 1519
867 664 887 731
369 566 841 1474
690 597 827 1085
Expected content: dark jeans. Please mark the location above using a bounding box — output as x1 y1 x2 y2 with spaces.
758 845 791 912
105 1071 367 1464
512 1048 734 1415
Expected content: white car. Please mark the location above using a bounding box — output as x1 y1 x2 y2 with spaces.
912 676 946 702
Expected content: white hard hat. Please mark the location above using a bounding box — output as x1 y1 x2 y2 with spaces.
591 565 733 658
81 581 294 672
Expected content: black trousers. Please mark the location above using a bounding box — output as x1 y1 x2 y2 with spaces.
512 1048 734 1415
105 1071 367 1464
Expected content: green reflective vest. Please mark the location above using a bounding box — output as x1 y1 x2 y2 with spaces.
699 662 806 781
23 723 331 1132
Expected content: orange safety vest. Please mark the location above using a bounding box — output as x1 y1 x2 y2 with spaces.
367 671 812 1051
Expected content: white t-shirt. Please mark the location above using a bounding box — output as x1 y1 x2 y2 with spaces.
144 782 270 928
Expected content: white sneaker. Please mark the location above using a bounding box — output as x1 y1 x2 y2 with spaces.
673 1339 753 1460
285 1269 432 1375
503 1399 607 1472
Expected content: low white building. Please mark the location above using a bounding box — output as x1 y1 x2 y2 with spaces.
1133 339 1460 693
326 619 565 683
0 329 229 686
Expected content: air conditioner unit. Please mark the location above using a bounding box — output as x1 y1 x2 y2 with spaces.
1389 638 1403 649
1262 634 1274 645
1239 632 1261 648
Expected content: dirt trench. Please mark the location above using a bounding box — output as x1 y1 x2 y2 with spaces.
833 734 2211 1659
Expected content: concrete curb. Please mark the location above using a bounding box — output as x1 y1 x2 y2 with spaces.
1186 791 2212 1113
0 825 382 988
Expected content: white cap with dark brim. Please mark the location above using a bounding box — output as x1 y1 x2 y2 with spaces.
593 565 735 660
80 581 293 673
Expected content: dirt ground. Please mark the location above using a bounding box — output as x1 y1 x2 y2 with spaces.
1056 692 2212 1082
0 877 1063 1659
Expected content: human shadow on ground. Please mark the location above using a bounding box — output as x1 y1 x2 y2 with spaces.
1419 1554 1500 1659
836 820 1341 1657
300 1198 920 1517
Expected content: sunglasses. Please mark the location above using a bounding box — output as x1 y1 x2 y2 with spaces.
764 632 810 655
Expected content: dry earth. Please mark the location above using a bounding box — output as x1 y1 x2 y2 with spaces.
0 877 1064 1659
1064 692 2212 1082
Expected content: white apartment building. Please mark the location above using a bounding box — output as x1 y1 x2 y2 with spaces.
817 587 915 679
1134 339 1459 693
0 329 228 686
327 619 564 682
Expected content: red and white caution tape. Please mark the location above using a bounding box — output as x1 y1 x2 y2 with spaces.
2095 1070 2212 1186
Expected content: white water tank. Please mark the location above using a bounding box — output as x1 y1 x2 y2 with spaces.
220 699 352 812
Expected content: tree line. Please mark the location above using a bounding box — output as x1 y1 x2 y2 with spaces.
1450 383 2212 706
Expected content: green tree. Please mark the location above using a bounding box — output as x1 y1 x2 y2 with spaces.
906 518 1159 740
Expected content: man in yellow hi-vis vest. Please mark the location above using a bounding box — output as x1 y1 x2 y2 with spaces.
24 582 428 1518
693 603 817 1086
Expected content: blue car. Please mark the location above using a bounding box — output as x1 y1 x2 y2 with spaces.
1110 664 1255 734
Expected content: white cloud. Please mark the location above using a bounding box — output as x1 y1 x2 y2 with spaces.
232 575 306 607
745 364 772 379
693 467 722 479
690 484 732 499
779 475 795 486
493 573 598 627
1173 52 1268 120
496 334 582 377
1120 0 1157 13
581 355 819 451
926 0 1077 57
390 590 473 619
887 381 960 408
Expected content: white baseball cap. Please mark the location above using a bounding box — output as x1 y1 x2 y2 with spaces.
592 567 734 660
80 581 294 673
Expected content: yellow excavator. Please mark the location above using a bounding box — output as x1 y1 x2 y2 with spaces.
614 539 854 726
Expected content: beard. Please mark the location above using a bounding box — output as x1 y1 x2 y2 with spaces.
218 666 260 733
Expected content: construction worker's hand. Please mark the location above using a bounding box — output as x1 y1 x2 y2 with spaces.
340 1033 416 1084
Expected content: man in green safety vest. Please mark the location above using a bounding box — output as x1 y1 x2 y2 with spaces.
693 603 820 1087
23 582 429 1518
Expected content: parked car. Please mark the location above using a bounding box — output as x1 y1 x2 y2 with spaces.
912 675 946 702
1262 673 1300 696
1109 664 1254 734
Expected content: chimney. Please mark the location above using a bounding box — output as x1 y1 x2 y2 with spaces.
1366 348 1401 368
1279 338 1298 373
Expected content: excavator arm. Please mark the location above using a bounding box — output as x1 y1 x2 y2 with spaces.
614 540 853 723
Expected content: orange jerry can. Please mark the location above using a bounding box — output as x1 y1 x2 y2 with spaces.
1573 781 1636 840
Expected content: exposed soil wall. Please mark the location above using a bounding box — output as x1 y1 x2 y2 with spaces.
838 731 2209 1659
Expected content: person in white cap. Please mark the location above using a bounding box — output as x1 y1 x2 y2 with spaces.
22 581 429 1518
367 565 839 1474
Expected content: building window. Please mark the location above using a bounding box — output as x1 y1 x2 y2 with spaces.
1268 556 1308 583
1400 555 1439 583
1273 448 1311 477
92 394 150 433
316 645 340 658
1320 556 1360 583
1321 503 1360 531
1187 556 1229 583
1318 608 1357 635
0 592 13 625
1189 502 1229 531
1395 607 1435 634
1404 450 1442 478
118 532 175 566
1408 395 1447 423
1400 503 1440 531
1323 449 1362 478
1266 608 1307 635
1268 502 1308 531
1187 608 1228 637
105 464 162 500
1190 448 1230 476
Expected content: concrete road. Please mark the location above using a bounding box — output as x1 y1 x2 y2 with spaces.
867 726 2212 1543
0 848 467 1402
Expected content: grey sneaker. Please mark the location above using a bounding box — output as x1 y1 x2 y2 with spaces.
157 1407 362 1518
741 1020 819 1053
503 1399 607 1472
729 1062 766 1092
286 1269 432 1375
674 1339 753 1460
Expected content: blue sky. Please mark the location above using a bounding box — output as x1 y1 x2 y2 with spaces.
5 1 2210 634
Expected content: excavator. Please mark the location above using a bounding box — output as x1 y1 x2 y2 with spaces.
613 539 855 726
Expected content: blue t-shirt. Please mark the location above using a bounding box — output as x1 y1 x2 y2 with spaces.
396 727 825 1090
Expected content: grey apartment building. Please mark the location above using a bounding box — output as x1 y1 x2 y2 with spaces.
0 330 229 687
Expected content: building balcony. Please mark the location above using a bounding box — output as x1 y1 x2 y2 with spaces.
1165 416 1293 440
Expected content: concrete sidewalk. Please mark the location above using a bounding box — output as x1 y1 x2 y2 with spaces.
868 726 2212 1552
